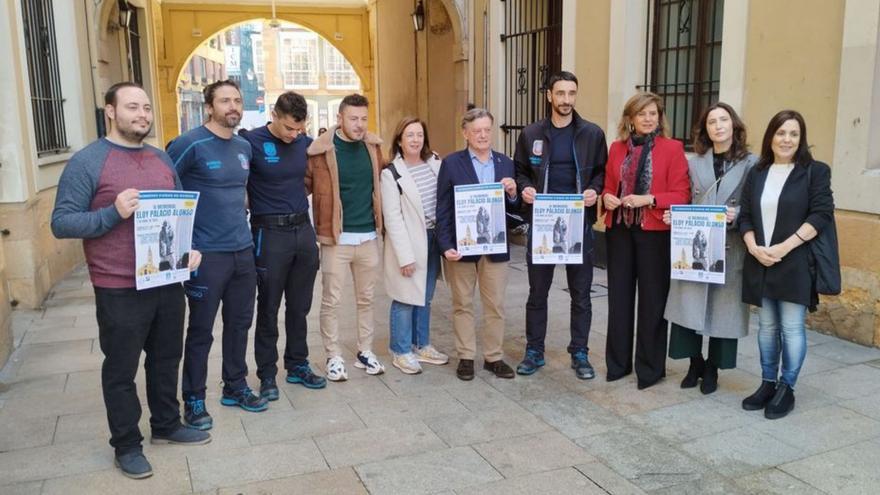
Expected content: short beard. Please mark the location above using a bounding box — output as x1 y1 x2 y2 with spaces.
117 123 152 143
554 105 572 116
215 113 241 129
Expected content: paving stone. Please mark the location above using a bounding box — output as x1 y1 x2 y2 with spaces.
0 373 66 400
0 385 106 418
779 439 880 495
456 467 604 495
217 467 368 494
839 392 880 421
798 364 880 400
580 376 693 416
797 352 848 376
754 404 880 455
708 369 835 414
241 404 364 446
443 378 522 412
284 375 397 410
355 446 502 495
0 439 111 484
0 410 56 452
348 389 469 426
734 468 826 495
14 340 102 379
473 430 594 478
574 429 710 491
186 439 328 492
485 372 577 402
21 325 98 345
0 481 43 495
54 410 129 446
518 392 625 439
806 339 880 364
647 473 747 495
679 425 805 477
40 454 192 494
572 462 647 495
379 363 463 396
628 397 759 442
315 420 446 467
42 302 97 319
804 329 839 346
424 406 551 447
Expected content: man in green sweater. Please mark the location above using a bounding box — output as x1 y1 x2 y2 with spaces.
306 94 385 381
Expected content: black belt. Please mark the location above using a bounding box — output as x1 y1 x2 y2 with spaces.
251 212 309 227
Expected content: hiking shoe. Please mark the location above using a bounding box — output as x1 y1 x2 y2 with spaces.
414 345 449 365
354 350 386 375
287 363 328 389
483 359 515 379
151 425 211 446
392 352 423 374
516 349 546 375
260 377 280 401
184 398 213 431
326 356 348 382
115 451 153 479
220 387 269 412
571 350 596 380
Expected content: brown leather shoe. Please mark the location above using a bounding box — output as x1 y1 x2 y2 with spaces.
483 359 515 379
456 359 475 381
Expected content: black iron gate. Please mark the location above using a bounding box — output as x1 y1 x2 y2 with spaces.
499 0 562 156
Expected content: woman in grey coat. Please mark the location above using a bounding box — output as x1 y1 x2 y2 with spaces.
664 102 756 394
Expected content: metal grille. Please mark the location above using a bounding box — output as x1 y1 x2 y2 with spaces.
638 0 723 145
21 0 68 156
499 0 562 156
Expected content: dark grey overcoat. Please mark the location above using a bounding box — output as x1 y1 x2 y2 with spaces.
664 151 757 338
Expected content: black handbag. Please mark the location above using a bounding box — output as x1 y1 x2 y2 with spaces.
806 163 841 295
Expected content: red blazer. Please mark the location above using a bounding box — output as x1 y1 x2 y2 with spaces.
602 136 690 231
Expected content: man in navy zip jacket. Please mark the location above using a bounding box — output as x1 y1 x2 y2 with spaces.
436 108 521 381
513 71 608 380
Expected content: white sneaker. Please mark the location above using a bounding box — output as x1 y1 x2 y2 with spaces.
354 350 386 375
326 356 348 382
392 353 423 375
414 345 449 365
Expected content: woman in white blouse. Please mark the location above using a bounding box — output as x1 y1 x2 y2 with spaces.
381 117 450 374
737 110 835 420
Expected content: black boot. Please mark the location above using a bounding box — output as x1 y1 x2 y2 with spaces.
680 355 705 389
700 362 718 395
742 381 777 410
764 383 795 419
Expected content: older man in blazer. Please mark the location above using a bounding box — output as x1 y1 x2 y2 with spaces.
436 107 521 381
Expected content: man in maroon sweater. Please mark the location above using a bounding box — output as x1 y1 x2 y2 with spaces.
52 82 210 479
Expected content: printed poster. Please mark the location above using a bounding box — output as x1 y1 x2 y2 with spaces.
670 205 727 284
134 190 200 290
454 183 508 256
531 194 585 264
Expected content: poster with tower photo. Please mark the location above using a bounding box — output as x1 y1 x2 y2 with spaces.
453 183 508 256
134 190 200 290
670 205 727 284
530 194 585 264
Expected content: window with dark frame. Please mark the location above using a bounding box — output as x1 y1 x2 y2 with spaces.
127 6 143 85
638 0 723 147
21 0 69 156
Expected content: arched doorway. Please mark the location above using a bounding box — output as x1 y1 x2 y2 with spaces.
155 3 373 144
175 20 362 137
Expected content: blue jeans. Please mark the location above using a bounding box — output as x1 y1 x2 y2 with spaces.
389 229 440 355
757 297 807 388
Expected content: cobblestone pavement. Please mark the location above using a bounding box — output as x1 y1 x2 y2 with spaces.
2 246 880 494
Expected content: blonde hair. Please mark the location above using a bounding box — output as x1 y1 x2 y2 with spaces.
616 91 671 141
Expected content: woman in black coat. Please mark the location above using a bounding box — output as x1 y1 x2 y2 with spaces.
738 110 835 420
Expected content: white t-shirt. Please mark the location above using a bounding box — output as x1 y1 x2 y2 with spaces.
760 163 795 246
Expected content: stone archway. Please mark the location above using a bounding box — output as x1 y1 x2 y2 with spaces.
154 3 374 144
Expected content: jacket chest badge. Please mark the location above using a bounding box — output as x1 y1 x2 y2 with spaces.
531 139 544 156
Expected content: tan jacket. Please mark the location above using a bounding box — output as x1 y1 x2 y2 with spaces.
381 154 442 305
306 126 384 245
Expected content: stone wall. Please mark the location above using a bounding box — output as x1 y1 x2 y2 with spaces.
0 237 12 367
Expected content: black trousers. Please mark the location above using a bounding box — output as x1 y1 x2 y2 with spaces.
525 227 594 355
95 284 185 455
605 225 671 384
182 248 257 399
251 221 319 379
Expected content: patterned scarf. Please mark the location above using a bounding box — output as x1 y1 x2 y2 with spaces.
616 130 658 227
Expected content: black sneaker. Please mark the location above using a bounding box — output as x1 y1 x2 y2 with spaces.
184 397 213 431
115 451 153 479
483 359 515 379
260 377 280 401
456 359 475 381
151 425 212 445
287 363 328 389
571 351 596 380
220 387 269 412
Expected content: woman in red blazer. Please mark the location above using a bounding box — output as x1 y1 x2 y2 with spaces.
601 92 690 389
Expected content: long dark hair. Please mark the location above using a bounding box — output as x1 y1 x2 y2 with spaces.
756 110 812 170
693 102 749 161
388 117 432 165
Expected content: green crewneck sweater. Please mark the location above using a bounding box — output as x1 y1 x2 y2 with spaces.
334 133 376 233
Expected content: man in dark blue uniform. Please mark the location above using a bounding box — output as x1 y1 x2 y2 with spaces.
239 92 326 401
